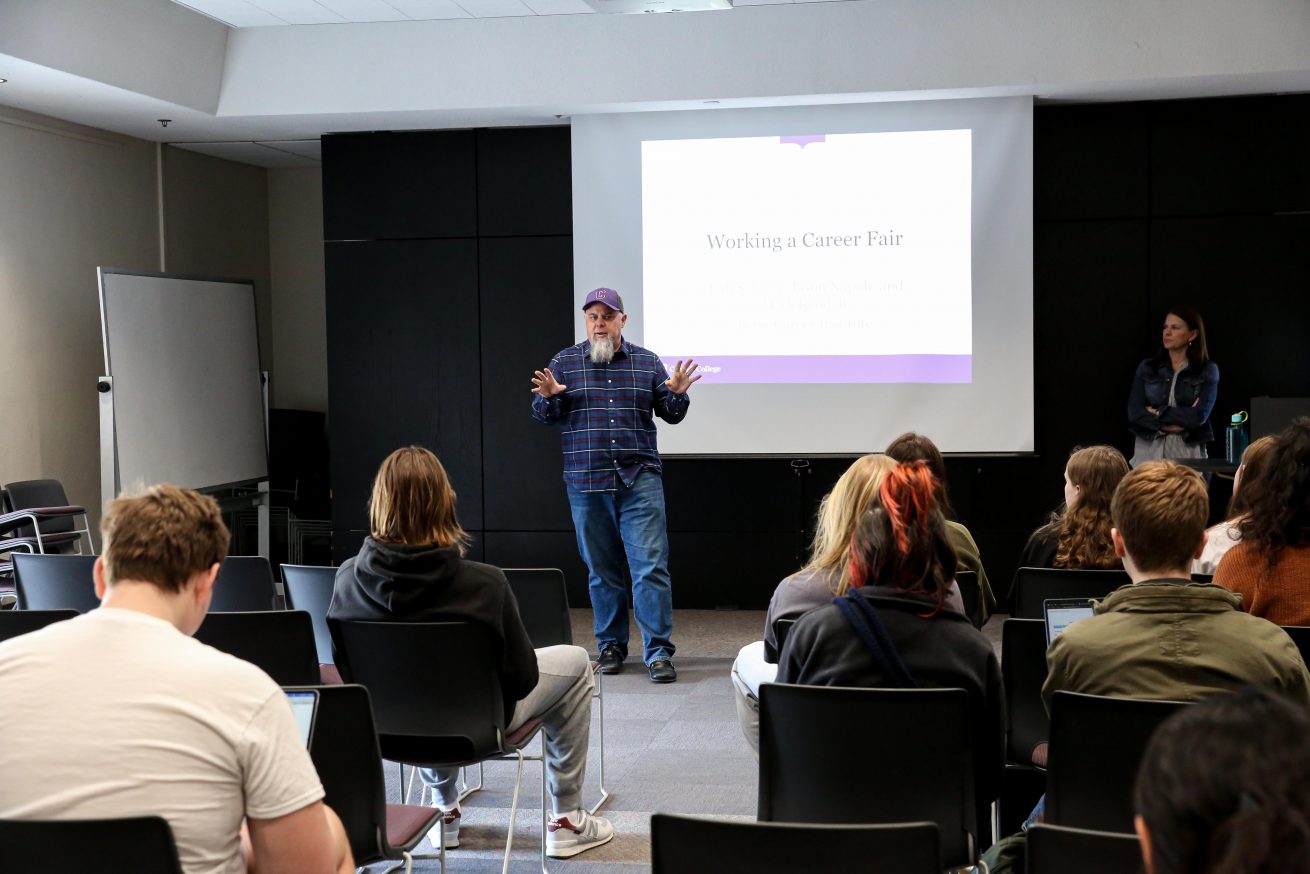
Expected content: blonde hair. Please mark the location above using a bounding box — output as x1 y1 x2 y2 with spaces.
369 446 470 551
101 484 229 592
1052 445 1130 569
805 454 897 595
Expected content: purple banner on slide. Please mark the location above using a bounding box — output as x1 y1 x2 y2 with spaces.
661 354 972 384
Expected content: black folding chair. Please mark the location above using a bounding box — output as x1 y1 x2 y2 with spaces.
0 608 77 644
955 570 981 627
12 553 99 612
998 618 1051 837
504 566 609 813
193 610 320 686
0 478 94 555
0 816 183 872
1046 692 1188 833
211 556 279 612
289 683 441 874
1012 568 1130 619
1027 823 1143 874
651 814 941 874
329 619 547 874
759 684 977 869
772 617 797 655
282 564 337 665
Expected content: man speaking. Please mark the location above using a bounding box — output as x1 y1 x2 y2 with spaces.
531 287 700 683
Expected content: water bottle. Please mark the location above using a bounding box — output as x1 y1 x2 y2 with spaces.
1225 411 1249 464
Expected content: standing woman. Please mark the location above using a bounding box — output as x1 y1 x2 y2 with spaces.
1127 306 1219 466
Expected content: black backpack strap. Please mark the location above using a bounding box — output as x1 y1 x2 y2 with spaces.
832 590 919 688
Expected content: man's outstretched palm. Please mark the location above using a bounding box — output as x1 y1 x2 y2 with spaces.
532 368 567 398
665 359 702 394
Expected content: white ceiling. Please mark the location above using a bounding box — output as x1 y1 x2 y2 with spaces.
1 0 1308 169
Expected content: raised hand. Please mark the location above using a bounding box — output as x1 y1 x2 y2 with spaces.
664 359 702 394
531 368 567 398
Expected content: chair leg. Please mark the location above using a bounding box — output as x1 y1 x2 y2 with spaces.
502 750 526 874
588 669 611 814
457 761 485 802
539 750 550 874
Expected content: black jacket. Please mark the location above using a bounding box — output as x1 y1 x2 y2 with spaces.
328 537 538 721
777 587 1005 808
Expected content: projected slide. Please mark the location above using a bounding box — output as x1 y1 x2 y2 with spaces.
641 130 971 384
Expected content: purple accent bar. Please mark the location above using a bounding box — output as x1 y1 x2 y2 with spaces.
662 354 972 385
779 134 826 149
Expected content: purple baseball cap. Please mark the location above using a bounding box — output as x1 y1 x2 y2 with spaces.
582 287 624 313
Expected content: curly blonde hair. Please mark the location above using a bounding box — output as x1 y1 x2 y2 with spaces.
1049 445 1130 569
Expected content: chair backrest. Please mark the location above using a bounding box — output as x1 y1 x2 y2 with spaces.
13 553 99 612
1001 618 1050 764
1013 567 1131 620
955 570 980 626
503 568 572 648
288 683 390 865
1282 625 1310 668
758 684 975 868
211 556 278 612
281 564 337 664
773 618 797 654
0 608 78 644
3 479 73 536
1046 691 1188 833
651 814 941 874
328 618 505 765
193 611 321 685
1026 823 1143 874
0 815 184 873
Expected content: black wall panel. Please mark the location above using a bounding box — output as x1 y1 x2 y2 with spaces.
324 100 1310 613
476 127 573 237
325 238 482 553
479 236 577 531
322 131 477 241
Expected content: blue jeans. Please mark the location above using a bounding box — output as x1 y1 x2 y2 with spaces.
566 470 675 665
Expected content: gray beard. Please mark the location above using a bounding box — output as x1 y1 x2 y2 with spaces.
590 337 616 364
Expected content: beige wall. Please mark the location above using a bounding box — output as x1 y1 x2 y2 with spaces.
0 107 159 529
0 109 286 529
267 168 327 413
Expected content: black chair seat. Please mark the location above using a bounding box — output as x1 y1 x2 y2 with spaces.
1027 823 1143 873
0 816 184 872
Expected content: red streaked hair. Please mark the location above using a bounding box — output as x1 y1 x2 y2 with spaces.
848 461 957 614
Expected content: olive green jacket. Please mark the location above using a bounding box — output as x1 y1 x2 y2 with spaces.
946 521 995 627
1043 580 1310 712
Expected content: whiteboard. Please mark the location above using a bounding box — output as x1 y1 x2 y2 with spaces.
99 269 267 494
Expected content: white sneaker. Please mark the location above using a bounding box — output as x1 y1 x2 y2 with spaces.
546 810 614 858
426 807 460 849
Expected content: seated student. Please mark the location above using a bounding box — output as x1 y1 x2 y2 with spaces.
0 485 354 874
1213 418 1310 624
885 432 996 624
1133 684 1310 874
1044 459 1310 710
1017 444 1129 570
778 461 1004 820
729 455 966 752
328 446 613 858
1193 435 1277 575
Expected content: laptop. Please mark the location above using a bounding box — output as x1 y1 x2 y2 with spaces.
1043 598 1095 645
285 690 319 749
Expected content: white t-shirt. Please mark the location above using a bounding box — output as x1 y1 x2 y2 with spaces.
1194 518 1243 576
0 608 325 874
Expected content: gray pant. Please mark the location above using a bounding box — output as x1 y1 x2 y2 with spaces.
422 644 595 814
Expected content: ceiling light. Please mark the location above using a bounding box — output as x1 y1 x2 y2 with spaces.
0 79 8 85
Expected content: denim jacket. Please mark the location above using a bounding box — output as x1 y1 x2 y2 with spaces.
1126 358 1220 445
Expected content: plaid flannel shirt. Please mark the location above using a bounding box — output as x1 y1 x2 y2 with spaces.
531 340 690 492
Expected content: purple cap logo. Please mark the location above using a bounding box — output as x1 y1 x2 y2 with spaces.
582 287 625 313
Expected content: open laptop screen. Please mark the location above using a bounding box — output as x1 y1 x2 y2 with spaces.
1044 598 1095 646
285 690 318 748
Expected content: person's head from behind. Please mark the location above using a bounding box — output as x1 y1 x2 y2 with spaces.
884 432 953 518
1134 685 1310 874
96 484 230 634
1239 418 1310 558
1110 460 1208 578
369 445 469 551
1227 435 1278 520
1053 445 1130 569
848 461 957 612
809 454 897 595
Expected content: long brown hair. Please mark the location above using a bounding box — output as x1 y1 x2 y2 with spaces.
1047 445 1130 569
848 462 957 614
805 455 897 596
1226 436 1278 520
368 446 470 551
1238 418 1310 562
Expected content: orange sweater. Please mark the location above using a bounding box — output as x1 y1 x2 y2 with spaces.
1213 541 1310 627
